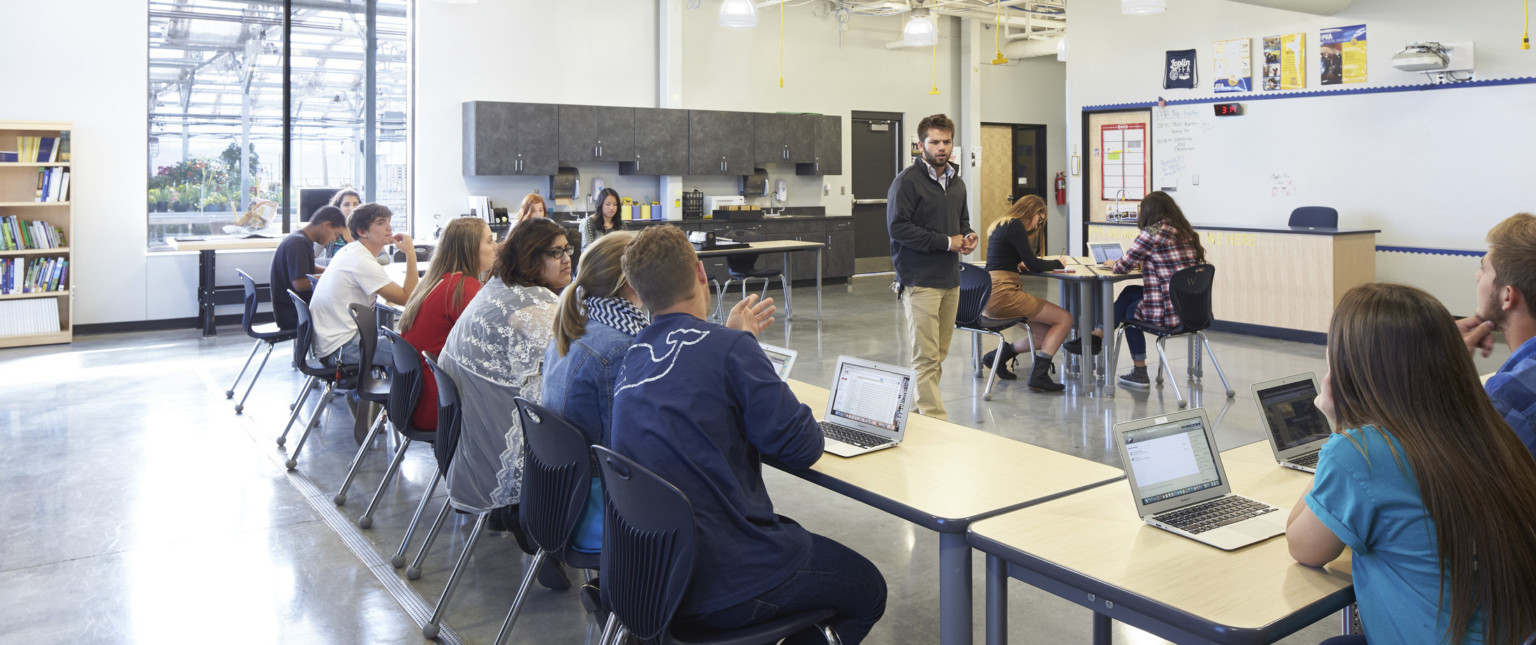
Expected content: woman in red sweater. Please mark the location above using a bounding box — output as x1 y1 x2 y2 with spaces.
399 217 498 429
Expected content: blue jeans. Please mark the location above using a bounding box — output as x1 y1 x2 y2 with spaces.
1115 286 1147 361
1318 636 1366 645
678 533 887 644
338 333 391 368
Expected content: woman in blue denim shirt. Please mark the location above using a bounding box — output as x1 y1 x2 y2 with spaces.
543 228 778 552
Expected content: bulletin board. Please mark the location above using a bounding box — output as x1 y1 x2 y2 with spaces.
1099 123 1147 201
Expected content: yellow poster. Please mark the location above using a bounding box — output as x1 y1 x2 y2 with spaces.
1281 33 1305 90
1321 24 1367 85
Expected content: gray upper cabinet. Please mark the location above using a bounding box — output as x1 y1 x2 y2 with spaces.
622 108 689 176
796 114 843 176
753 114 816 164
558 105 635 163
463 101 558 176
689 110 753 176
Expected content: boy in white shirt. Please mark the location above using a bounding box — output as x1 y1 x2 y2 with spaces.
309 203 418 366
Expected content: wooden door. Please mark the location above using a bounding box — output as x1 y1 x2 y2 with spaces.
978 125 1014 264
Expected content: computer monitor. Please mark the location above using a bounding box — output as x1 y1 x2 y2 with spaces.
299 187 341 223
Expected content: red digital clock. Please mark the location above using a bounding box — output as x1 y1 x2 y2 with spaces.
1214 103 1243 116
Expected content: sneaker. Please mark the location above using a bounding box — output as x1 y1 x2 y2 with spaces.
1063 336 1103 356
981 349 1017 380
1118 367 1150 389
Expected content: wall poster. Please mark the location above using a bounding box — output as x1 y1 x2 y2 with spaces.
1164 49 1198 89
1262 33 1307 90
1213 38 1252 93
1100 124 1146 201
1320 24 1367 85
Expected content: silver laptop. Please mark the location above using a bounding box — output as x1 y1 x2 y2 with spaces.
1252 373 1332 473
759 342 797 380
818 356 916 458
1089 242 1125 264
1114 409 1288 550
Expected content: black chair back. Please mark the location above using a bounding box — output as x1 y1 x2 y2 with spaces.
347 303 386 377
1288 206 1338 229
956 263 991 327
288 290 320 369
594 445 696 645
725 230 765 274
424 356 463 474
1167 264 1217 332
237 269 261 335
381 328 425 433
514 398 593 557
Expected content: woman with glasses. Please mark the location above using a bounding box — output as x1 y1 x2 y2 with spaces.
436 218 573 585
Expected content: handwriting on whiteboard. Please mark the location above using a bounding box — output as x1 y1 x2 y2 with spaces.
1271 173 1294 197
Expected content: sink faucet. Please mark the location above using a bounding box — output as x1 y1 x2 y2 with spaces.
1113 189 1126 220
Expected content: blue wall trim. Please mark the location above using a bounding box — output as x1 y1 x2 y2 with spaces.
1210 320 1327 345
1375 245 1484 258
1083 75 1536 112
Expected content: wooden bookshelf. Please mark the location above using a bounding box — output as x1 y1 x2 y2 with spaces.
0 120 72 348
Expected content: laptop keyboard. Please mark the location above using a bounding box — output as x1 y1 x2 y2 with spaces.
1290 452 1320 469
1154 496 1278 534
820 421 889 449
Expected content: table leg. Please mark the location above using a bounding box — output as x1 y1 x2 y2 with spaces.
1101 279 1118 397
986 554 1007 645
816 247 823 322
939 531 974 645
199 249 217 336
782 251 793 320
1076 281 1095 394
1092 612 1112 645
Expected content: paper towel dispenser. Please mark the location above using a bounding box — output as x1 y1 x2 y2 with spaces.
740 168 769 197
552 167 581 200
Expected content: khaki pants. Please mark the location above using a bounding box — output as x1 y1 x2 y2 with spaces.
903 285 960 419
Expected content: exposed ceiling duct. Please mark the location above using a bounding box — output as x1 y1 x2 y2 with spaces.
1221 0 1353 15
1001 35 1063 59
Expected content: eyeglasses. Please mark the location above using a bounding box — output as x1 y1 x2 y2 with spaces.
543 246 574 259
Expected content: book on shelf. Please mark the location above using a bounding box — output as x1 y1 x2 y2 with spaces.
0 298 61 336
12 136 61 164
0 152 16 163
32 167 68 202
0 215 64 250
1 257 68 295
58 132 70 163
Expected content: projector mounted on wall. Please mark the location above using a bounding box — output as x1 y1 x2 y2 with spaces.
1392 42 1449 71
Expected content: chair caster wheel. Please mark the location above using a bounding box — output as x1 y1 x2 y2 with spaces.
407 567 422 580
333 494 346 506
234 404 244 414
391 554 406 568
285 459 297 470
358 516 372 529
225 390 234 399
289 403 296 411
276 436 287 446
422 624 440 639
1226 390 1235 398
1177 401 1188 409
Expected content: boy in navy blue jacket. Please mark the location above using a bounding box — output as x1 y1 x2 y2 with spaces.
612 225 887 644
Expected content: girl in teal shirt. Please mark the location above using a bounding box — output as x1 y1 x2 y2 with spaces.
1287 283 1536 644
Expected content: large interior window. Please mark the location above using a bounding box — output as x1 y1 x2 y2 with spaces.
148 0 409 250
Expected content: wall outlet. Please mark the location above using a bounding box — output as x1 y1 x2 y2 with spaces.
1192 174 1199 186
840 186 846 195
823 183 830 196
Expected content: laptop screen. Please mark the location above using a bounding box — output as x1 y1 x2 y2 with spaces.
1256 379 1331 452
1123 417 1224 506
765 351 792 377
829 361 911 432
1089 243 1124 264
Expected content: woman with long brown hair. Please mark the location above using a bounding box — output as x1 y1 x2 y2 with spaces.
1289 282 1536 645
979 195 1073 392
1072 190 1206 388
398 217 496 430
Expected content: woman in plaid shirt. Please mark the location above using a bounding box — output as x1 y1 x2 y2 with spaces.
1070 192 1206 388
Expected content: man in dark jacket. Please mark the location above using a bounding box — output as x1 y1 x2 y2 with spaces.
886 114 976 419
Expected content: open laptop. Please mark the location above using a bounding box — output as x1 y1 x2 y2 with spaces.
1114 409 1288 550
1252 373 1332 473
1089 241 1125 264
759 342 797 380
818 356 916 458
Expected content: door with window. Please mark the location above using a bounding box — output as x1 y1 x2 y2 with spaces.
850 112 902 274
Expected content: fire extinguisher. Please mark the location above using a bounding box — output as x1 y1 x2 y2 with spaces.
1055 172 1068 205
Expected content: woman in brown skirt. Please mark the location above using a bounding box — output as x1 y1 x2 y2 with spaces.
980 195 1075 392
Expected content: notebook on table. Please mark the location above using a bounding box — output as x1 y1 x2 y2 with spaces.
1114 408 1288 550
1252 372 1332 473
759 342 797 380
1088 242 1125 264
818 356 915 458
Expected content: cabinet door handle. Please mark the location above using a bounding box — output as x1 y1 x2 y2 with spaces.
595 145 600 158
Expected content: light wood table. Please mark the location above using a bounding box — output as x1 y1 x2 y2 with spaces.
776 379 1126 645
1032 265 1142 396
968 441 1354 645
698 239 825 322
167 235 283 336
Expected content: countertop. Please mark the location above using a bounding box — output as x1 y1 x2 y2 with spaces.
1090 220 1379 237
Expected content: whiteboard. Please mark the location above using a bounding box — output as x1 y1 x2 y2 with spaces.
1147 81 1536 252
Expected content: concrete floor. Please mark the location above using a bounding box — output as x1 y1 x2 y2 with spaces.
1 273 1512 644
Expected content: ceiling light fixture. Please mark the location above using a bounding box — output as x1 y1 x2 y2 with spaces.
903 10 938 48
1121 0 1167 15
719 0 758 29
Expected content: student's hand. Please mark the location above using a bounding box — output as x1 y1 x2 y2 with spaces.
949 234 967 252
962 233 979 254
726 294 776 337
393 233 416 259
1017 262 1028 273
1457 316 1496 357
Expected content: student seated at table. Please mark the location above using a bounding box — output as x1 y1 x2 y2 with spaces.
318 188 363 260
980 194 1073 392
1288 283 1536 645
542 231 777 553
1458 212 1536 460
398 217 497 431
309 203 418 367
1066 191 1205 389
271 205 346 331
580 187 625 250
437 217 572 585
611 225 886 644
